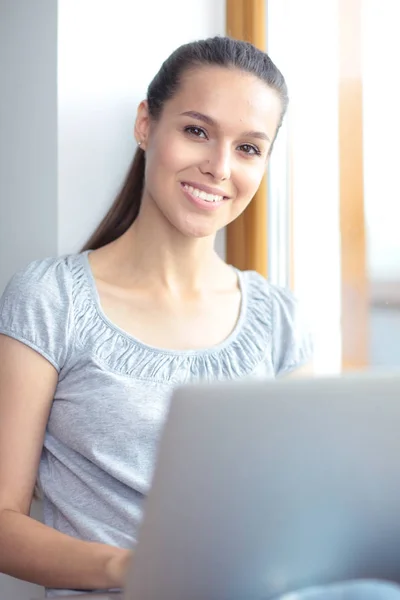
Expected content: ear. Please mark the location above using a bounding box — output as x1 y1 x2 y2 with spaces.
134 100 150 150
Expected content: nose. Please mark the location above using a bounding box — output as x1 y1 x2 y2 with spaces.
200 142 232 181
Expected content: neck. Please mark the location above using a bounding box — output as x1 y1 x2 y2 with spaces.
110 198 225 293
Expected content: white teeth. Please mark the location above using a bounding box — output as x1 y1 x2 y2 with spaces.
183 184 223 203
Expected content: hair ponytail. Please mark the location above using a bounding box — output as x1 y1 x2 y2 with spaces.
81 147 145 251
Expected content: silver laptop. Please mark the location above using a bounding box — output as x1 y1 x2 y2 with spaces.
63 373 400 600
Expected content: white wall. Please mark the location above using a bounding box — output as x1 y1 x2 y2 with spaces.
362 0 400 283
0 2 225 598
267 0 342 375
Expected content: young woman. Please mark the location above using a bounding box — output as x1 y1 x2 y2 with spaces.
0 37 312 596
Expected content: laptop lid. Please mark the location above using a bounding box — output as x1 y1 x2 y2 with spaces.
124 373 400 600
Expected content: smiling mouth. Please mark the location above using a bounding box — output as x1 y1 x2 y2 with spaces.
181 183 228 203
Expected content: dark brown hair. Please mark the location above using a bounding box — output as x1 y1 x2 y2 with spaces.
82 36 288 252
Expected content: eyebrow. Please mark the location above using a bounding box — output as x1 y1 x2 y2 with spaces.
180 110 271 143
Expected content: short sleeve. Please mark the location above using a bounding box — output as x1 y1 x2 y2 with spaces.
0 257 75 372
271 286 314 376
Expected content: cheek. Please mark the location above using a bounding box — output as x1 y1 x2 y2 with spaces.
150 132 192 178
236 163 266 199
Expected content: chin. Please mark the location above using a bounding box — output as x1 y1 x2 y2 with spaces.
179 223 219 239
180 225 217 239
171 214 223 239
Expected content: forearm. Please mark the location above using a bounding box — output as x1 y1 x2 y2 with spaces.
0 508 126 591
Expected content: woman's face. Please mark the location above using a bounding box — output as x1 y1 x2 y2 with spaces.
135 65 283 239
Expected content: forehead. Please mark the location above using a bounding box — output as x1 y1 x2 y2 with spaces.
164 66 282 132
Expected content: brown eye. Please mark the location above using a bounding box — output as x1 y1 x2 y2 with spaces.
238 143 261 156
184 126 208 139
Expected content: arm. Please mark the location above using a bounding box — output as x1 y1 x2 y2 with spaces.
0 335 130 591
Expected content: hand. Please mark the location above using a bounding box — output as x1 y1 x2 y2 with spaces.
105 547 133 589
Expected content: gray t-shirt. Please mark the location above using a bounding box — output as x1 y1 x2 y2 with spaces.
0 251 313 596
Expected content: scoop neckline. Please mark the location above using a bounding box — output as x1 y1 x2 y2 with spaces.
79 250 248 357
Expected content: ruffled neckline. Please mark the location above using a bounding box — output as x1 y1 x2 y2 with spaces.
68 251 272 383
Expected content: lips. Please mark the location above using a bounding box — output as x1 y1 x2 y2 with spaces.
180 183 228 211
181 181 230 200
181 183 223 203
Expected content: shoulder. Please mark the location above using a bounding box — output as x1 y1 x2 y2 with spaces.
241 268 301 316
241 270 314 376
1 254 77 319
0 254 81 371
3 254 75 292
